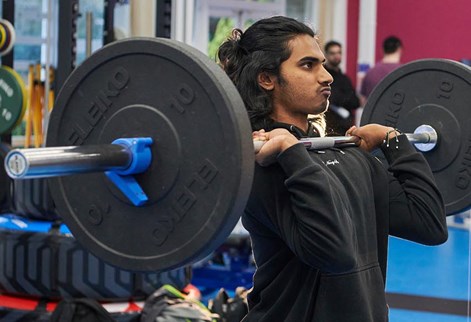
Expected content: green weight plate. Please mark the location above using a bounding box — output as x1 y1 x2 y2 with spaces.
0 66 25 134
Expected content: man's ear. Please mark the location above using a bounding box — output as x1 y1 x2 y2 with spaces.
258 72 275 91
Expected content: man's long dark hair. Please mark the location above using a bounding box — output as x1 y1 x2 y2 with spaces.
217 16 323 132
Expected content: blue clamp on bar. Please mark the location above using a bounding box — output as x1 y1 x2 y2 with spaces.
105 137 153 206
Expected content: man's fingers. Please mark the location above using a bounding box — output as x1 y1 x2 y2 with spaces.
346 125 357 136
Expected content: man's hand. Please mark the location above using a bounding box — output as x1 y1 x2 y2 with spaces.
253 129 299 166
346 124 399 152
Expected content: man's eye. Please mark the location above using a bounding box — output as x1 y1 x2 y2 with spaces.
303 62 313 69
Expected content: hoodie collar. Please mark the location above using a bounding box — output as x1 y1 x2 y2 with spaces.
264 120 320 139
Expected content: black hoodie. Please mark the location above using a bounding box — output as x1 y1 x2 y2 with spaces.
241 123 448 322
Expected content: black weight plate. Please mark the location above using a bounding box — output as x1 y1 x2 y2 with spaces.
46 38 254 271
0 143 12 213
361 59 471 215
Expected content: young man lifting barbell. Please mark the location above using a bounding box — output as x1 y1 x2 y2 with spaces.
218 16 447 322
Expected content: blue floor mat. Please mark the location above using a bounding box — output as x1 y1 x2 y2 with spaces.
387 227 470 299
390 308 469 322
387 227 470 319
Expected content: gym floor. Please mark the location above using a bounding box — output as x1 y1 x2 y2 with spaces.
387 223 470 321
193 218 471 321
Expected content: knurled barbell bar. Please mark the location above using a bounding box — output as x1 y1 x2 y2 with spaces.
6 125 438 181
2 38 470 272
5 124 437 209
253 124 437 152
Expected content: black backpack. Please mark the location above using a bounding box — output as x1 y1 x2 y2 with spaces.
208 287 248 322
50 298 116 322
140 284 218 322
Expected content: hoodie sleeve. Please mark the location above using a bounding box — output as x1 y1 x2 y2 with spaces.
245 143 357 273
381 134 448 245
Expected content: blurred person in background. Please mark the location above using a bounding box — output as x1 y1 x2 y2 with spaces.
360 36 403 106
323 40 360 135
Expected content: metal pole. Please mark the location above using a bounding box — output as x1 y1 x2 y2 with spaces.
5 144 132 179
85 11 93 58
56 0 79 92
103 0 117 44
1 0 14 145
42 0 53 147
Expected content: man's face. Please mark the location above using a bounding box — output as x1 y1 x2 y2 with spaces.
270 34 333 120
325 45 342 67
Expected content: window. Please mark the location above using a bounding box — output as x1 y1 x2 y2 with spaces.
192 0 286 59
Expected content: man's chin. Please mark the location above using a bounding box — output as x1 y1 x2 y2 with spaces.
307 106 328 118
320 100 329 113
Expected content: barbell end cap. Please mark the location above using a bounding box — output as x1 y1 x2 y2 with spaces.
4 149 29 179
412 124 438 152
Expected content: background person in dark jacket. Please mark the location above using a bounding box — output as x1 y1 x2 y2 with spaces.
218 16 447 322
323 40 360 135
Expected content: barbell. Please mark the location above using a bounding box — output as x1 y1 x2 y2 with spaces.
3 38 471 272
